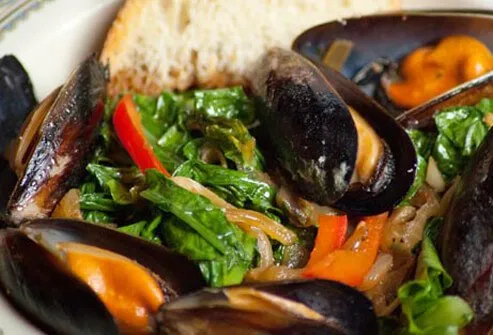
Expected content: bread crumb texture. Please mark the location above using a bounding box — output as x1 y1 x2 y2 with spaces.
101 0 399 95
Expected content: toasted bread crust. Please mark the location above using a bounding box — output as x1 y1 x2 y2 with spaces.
102 0 401 96
100 0 146 69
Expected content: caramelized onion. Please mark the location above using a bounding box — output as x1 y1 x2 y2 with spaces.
199 144 227 168
51 189 83 220
252 229 274 270
245 266 303 282
171 176 232 208
382 186 439 257
172 176 297 245
226 208 297 246
359 253 393 291
7 87 61 177
364 257 416 316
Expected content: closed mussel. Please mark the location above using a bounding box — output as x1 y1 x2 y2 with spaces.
7 56 107 224
251 48 416 215
157 280 378 335
441 128 493 334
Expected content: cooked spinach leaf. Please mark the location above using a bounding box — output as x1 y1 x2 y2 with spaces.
192 87 255 123
141 169 256 287
397 218 473 334
174 160 277 214
432 103 490 181
200 118 263 171
400 130 432 205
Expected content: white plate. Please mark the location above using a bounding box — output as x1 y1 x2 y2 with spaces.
0 0 492 334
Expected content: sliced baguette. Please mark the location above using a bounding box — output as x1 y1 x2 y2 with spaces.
101 0 400 95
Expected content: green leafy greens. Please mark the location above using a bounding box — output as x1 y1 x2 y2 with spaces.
401 98 493 205
142 170 256 287
80 87 274 287
397 218 473 334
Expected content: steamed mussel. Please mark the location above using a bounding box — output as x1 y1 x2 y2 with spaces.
157 280 378 335
0 218 379 335
0 218 205 334
293 12 493 117
440 127 493 334
251 48 416 215
6 56 106 223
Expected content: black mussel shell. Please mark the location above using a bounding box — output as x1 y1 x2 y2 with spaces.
292 12 493 115
251 48 416 215
0 228 118 335
21 218 205 297
0 55 37 153
317 64 416 214
157 280 378 335
441 127 493 334
251 47 357 206
8 56 107 223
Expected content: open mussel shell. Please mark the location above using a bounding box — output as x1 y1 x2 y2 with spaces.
157 280 378 335
0 228 119 335
251 48 416 215
440 128 493 334
0 218 205 334
7 56 107 224
397 71 493 129
21 218 205 295
292 12 493 116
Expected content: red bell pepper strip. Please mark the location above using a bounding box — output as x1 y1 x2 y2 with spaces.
113 95 170 177
305 214 347 268
302 212 388 287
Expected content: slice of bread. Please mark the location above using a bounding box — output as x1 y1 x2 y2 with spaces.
101 0 400 95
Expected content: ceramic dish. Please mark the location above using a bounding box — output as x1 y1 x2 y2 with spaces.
0 0 492 333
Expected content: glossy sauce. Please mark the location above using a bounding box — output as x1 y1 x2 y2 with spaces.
387 35 493 108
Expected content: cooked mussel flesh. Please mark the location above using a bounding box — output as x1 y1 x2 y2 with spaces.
157 280 378 335
7 56 107 223
292 13 493 116
251 48 416 215
440 127 493 334
0 229 119 335
0 218 205 334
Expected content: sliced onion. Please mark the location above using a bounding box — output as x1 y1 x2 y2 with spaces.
426 156 446 193
382 186 439 257
359 253 393 291
199 145 227 168
226 208 297 245
254 229 274 270
51 188 83 220
172 176 297 245
7 87 61 177
171 176 232 208
438 177 459 217
245 266 303 282
364 257 415 316
381 206 416 254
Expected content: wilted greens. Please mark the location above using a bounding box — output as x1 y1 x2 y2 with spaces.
400 98 493 205
79 88 278 287
74 86 480 334
396 218 473 334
